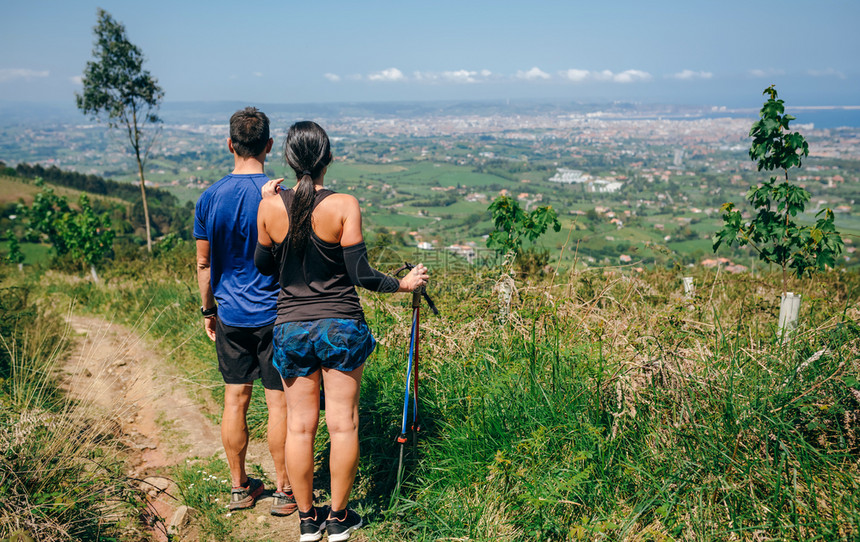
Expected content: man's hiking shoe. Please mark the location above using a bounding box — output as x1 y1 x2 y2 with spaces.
299 505 329 542
227 477 264 510
270 490 297 516
327 509 363 542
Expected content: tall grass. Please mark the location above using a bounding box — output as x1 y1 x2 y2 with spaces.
0 281 153 541
354 268 860 541
33 243 860 541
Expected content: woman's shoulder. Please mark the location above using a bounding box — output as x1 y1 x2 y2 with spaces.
259 192 286 213
325 191 357 203
320 192 360 213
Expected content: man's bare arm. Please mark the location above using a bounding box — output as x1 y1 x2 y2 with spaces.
196 239 217 341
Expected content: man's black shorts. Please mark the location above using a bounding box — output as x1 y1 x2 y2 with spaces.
215 319 283 390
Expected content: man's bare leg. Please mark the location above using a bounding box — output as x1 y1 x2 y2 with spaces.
264 388 290 493
222 383 254 487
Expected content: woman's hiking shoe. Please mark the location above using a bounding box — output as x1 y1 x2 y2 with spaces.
270 490 297 516
227 477 264 510
299 505 329 542
327 509 363 542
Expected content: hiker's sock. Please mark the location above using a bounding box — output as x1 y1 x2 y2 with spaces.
299 508 316 520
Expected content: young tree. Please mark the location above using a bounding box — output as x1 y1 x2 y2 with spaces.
76 8 163 252
17 180 115 281
4 234 25 270
487 194 561 263
713 86 843 294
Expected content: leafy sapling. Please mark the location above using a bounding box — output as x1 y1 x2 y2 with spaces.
713 85 843 295
487 195 561 269
17 179 115 281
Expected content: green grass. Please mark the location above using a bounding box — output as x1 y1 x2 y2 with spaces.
0 241 52 266
0 278 153 541
14 241 860 541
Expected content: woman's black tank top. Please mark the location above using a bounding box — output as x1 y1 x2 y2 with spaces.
272 188 364 324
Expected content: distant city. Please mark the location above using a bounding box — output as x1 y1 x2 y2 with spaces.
1 100 857 270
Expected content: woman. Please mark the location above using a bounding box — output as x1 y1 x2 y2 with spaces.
255 121 428 542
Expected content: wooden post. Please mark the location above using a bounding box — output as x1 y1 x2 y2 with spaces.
778 292 801 336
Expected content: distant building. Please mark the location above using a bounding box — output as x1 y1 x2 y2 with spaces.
548 168 586 184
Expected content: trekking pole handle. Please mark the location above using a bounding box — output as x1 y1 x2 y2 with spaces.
394 262 440 315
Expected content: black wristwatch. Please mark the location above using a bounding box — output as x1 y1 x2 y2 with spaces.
201 305 217 318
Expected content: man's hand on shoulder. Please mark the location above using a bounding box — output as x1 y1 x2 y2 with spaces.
261 178 284 198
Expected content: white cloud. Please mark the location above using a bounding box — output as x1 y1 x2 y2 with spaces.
808 68 846 79
69 75 83 85
559 69 591 82
0 68 50 83
669 69 713 80
413 69 494 84
443 70 480 83
253 72 263 77
613 69 652 83
516 67 551 81
368 68 405 82
749 68 785 78
593 70 615 81
324 73 341 82
558 68 652 83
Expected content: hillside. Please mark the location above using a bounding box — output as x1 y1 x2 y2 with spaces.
2 245 858 540
0 173 127 207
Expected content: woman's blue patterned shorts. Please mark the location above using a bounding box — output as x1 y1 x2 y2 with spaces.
272 318 376 379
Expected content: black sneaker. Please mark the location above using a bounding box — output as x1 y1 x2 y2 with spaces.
327 509 363 542
299 505 329 542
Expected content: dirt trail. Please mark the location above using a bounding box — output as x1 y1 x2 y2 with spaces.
61 314 302 541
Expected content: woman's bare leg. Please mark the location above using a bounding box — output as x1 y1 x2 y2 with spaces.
283 371 321 512
322 365 364 512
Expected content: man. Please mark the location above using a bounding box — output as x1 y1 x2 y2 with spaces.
194 107 294 515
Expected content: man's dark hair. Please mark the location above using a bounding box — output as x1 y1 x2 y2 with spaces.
229 107 270 158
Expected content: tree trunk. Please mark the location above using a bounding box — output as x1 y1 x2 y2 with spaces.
136 151 152 253
90 264 100 283
130 108 152 253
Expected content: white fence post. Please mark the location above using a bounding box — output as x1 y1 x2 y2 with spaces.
778 292 802 336
682 277 695 299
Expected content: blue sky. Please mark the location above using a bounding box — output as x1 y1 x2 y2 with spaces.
1 0 858 108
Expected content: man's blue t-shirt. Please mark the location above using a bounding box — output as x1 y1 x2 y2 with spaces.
194 173 277 327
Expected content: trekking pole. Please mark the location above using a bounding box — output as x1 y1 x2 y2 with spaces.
390 263 438 505
410 287 421 459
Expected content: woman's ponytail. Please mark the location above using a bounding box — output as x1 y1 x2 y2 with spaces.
284 122 332 256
